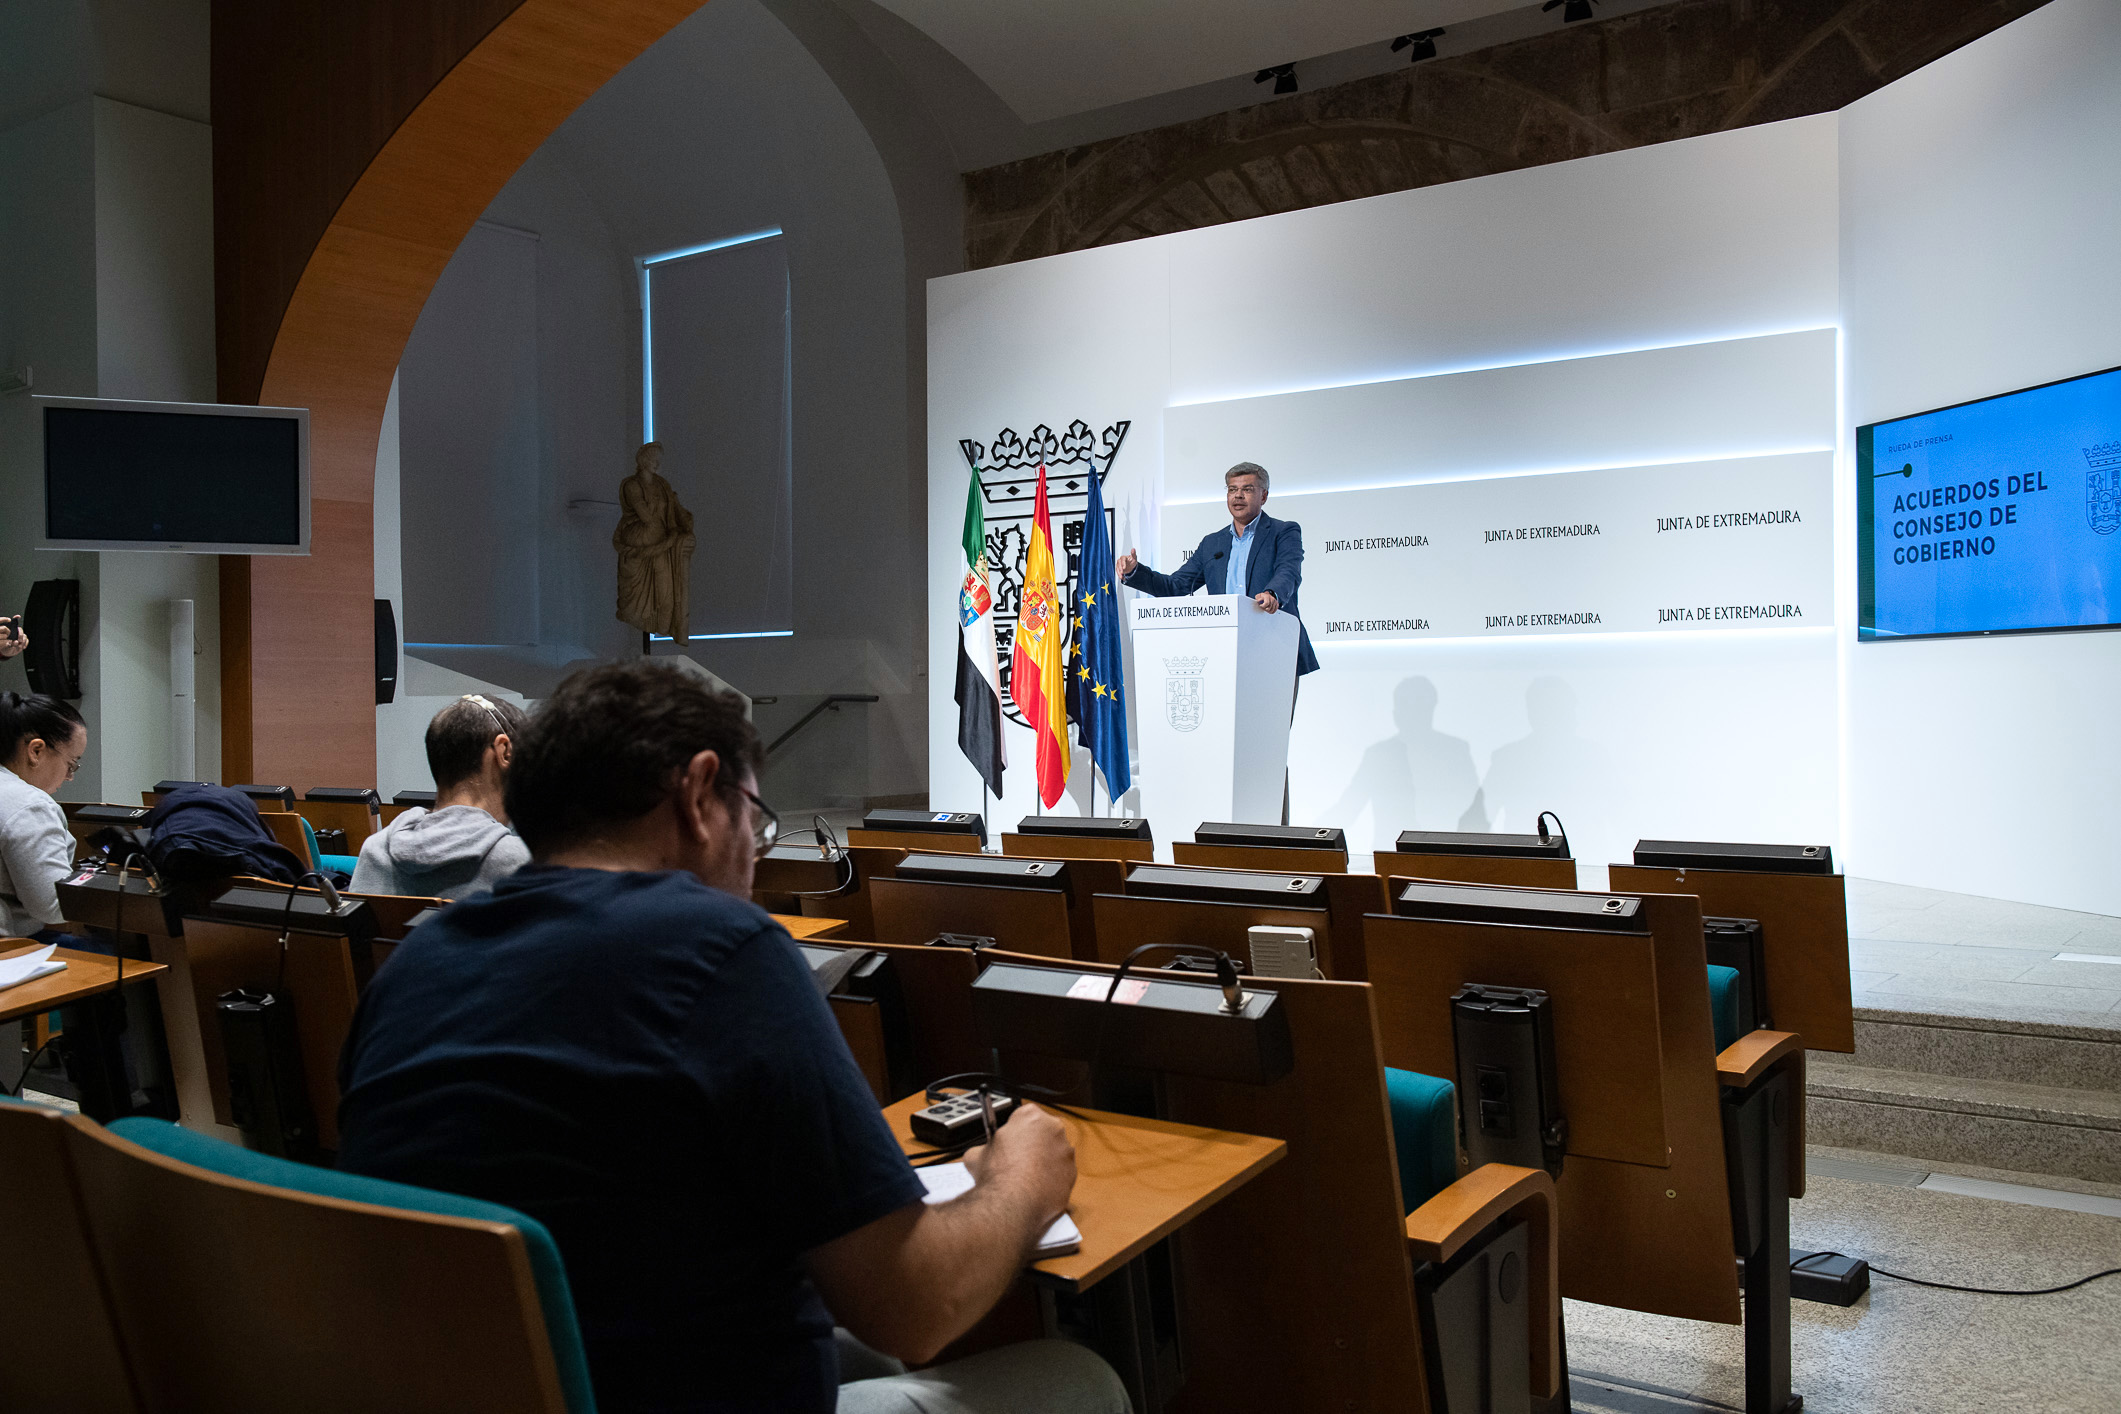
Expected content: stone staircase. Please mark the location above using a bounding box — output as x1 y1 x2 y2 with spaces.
1807 1005 2121 1185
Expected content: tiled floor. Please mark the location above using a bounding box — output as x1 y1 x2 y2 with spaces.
1567 1164 2121 1413
1845 878 2121 1027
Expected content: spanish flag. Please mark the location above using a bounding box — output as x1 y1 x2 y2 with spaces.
1009 465 1071 807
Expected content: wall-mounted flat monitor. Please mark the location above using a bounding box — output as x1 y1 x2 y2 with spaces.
1857 363 2120 640
36 395 310 554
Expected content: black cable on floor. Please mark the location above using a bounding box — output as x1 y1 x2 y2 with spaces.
1797 1250 2121 1297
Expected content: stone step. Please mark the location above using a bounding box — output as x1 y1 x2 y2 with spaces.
1807 1058 2121 1185
1839 1003 2121 1091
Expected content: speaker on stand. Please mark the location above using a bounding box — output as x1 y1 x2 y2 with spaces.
23 578 81 699
374 600 398 705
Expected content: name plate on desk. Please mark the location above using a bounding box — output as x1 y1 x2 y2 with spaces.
1132 599 1239 627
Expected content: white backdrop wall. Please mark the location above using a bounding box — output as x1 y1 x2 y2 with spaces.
1839 0 2121 915
929 1 2121 913
929 116 1841 874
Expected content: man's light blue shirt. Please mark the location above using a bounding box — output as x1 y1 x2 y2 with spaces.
1227 516 1258 596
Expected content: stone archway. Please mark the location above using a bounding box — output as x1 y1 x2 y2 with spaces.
227 0 705 788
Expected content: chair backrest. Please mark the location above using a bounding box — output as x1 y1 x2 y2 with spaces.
295 797 383 851
1374 852 1578 890
1363 893 1742 1325
1171 840 1348 874
167 898 364 1151
81 1115 593 1414
845 827 981 854
869 877 1074 959
0 1097 141 1414
982 952 1431 1413
999 832 1153 863
795 845 905 940
1607 863 1853 1052
260 810 322 871
1090 891 1330 969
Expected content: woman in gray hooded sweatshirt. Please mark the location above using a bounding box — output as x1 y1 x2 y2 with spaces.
355 695 532 900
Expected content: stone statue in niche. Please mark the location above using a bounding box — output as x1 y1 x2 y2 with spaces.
614 440 696 642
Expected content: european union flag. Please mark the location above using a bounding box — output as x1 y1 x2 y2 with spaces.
1067 463 1132 801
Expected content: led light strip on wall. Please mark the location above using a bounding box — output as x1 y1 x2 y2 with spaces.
639 227 782 441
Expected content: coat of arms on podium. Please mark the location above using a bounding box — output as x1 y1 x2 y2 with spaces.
2086 442 2121 535
1164 655 1207 733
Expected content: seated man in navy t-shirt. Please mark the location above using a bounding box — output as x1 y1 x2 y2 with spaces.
338 661 1125 1414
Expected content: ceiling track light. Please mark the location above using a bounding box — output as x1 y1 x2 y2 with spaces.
1543 0 1600 20
1392 28 1446 62
1254 63 1298 96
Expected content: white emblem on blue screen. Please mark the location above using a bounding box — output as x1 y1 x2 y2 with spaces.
2085 443 2121 535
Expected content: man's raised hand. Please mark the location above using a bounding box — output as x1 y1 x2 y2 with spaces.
1116 549 1138 579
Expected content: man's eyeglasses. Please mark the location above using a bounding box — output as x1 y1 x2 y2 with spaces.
728 783 780 852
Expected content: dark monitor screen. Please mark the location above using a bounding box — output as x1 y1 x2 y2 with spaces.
41 399 307 551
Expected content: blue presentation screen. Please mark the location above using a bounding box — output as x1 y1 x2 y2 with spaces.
1858 364 2121 640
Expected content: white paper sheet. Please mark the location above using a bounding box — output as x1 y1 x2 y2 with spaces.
0 944 65 994
917 1162 1081 1256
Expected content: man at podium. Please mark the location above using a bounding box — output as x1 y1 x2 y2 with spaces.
1117 461 1319 678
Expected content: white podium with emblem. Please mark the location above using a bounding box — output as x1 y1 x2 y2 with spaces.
1128 593 1301 831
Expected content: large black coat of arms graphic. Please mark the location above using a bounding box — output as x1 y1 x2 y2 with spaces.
960 419 1129 727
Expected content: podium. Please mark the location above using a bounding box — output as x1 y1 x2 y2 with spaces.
1129 594 1300 829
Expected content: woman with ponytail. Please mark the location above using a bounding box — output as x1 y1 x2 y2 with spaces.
1 691 87 941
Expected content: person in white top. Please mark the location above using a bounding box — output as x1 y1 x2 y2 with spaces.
0 691 87 942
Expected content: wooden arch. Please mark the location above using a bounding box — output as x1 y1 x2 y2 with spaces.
225 0 705 788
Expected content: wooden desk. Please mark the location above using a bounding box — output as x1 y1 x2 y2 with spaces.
2 944 171 1121
0 944 168 1026
774 913 849 941
881 1095 1285 1295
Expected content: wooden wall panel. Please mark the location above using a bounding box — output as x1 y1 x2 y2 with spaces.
212 0 709 789
212 0 529 407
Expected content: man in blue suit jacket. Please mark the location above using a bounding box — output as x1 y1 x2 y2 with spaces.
1117 462 1318 676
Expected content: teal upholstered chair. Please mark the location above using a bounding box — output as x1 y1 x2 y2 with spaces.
1384 1067 1460 1215
0 1095 142 1413
81 1114 596 1413
1387 971 1742 1205
1705 964 1742 1053
291 811 362 877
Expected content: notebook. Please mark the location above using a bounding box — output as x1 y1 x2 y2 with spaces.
917 1162 1081 1257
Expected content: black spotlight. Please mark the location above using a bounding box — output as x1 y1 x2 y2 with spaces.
1392 29 1446 62
1543 0 1600 20
1254 63 1298 95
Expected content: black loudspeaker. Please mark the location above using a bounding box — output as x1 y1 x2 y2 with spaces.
374 599 398 705
215 989 318 1161
1704 916 1771 1032
1450 984 1567 1178
23 578 81 699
